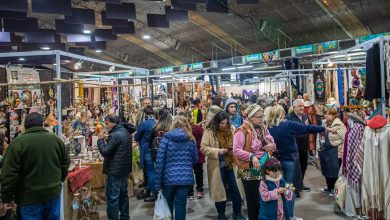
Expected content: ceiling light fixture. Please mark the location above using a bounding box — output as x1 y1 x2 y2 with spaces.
41 47 50 50
142 35 151 40
74 61 83 70
18 58 25 61
95 49 102 53
221 67 236 71
64 60 71 63
109 66 115 72
237 65 253 69
83 30 91 34
327 59 333 67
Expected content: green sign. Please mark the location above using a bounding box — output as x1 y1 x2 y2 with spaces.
160 66 173 74
192 62 203 70
245 53 262 62
296 45 313 54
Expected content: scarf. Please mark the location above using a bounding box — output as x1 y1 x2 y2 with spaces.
216 126 234 170
346 123 365 189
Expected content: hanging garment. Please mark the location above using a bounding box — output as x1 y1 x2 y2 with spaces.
313 70 326 103
338 67 345 105
343 70 348 106
345 122 365 189
360 124 390 220
333 70 340 104
364 43 389 100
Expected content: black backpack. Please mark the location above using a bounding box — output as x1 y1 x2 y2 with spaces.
151 130 165 161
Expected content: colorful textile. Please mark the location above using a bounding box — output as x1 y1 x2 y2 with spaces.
67 166 93 193
345 123 365 189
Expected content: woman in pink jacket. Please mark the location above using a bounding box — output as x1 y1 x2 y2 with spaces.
233 104 276 220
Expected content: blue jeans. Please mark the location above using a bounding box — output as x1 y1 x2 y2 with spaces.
106 175 130 220
162 185 190 220
215 167 242 216
17 196 60 220
280 160 295 217
144 151 156 192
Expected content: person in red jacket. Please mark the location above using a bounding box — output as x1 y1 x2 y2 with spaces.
183 112 205 200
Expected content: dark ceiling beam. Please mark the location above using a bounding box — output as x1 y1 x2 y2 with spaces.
314 0 370 38
188 11 253 55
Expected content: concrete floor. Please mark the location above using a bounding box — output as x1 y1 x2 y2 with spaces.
97 165 352 220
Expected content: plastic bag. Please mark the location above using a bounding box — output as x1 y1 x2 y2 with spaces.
3 209 17 220
335 175 347 209
154 192 171 220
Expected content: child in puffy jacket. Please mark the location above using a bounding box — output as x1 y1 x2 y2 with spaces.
259 158 293 220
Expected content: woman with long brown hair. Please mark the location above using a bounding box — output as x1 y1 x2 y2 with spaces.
155 116 198 220
201 111 243 220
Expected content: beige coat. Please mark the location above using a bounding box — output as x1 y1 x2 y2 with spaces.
327 118 347 158
201 127 236 202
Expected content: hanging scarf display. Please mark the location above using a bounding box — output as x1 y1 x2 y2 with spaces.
216 126 235 170
337 67 345 105
313 70 325 103
345 122 365 189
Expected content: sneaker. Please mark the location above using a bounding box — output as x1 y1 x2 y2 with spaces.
328 190 335 197
196 191 205 199
302 186 311 192
226 200 232 206
320 188 331 193
188 196 195 201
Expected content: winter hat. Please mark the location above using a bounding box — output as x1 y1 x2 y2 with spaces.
224 98 237 111
247 104 263 118
24 112 44 129
367 115 387 129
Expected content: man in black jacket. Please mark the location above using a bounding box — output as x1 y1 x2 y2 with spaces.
98 115 133 220
286 99 311 195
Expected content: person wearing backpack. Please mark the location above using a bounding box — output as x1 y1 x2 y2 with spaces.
149 109 173 163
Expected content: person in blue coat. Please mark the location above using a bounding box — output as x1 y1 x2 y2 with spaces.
267 106 333 219
155 116 198 220
224 98 243 129
134 105 156 202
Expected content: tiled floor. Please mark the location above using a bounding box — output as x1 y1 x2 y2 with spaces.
97 165 352 219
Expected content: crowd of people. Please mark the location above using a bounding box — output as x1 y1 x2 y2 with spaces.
123 92 348 220
0 91 352 220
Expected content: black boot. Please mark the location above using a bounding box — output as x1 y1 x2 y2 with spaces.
144 191 157 202
137 189 150 200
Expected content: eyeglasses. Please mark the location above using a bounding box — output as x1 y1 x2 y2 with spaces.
253 115 264 119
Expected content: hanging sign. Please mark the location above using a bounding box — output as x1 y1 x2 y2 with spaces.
295 45 313 54
192 62 203 70
245 53 262 62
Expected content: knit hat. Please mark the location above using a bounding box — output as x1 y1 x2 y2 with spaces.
367 115 387 129
24 112 44 129
247 104 263 118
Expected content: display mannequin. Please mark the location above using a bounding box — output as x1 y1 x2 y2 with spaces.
360 115 390 220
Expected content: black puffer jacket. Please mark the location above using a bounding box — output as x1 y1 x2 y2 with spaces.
98 124 132 176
